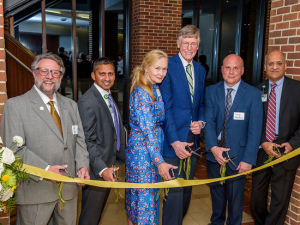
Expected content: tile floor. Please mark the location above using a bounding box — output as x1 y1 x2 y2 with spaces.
98 164 254 225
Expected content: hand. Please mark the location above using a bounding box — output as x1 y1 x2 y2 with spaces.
236 161 252 174
190 121 201 135
279 142 293 154
210 146 229 165
171 141 193 159
102 167 119 182
157 162 178 181
261 142 281 158
48 165 68 183
77 167 90 186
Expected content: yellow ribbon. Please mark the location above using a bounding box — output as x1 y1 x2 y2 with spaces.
22 147 300 189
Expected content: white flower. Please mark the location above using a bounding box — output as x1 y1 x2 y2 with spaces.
0 137 2 145
0 183 2 193
0 163 4 177
1 188 13 202
1 147 15 165
13 136 24 147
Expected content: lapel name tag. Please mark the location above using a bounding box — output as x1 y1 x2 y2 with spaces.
261 94 267 102
234 112 245 120
72 125 78 134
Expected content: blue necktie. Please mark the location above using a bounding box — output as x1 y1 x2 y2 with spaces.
108 93 120 151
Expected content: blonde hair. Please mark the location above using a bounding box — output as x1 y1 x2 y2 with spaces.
131 50 168 101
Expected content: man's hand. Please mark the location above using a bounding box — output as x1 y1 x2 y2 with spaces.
48 165 69 183
102 167 119 182
171 141 193 159
210 146 230 165
77 167 90 186
190 121 201 135
261 142 281 158
279 142 292 154
236 161 252 174
157 162 178 181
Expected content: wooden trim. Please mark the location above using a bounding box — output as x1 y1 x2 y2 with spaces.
5 49 32 73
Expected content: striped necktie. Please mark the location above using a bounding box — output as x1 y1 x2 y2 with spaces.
266 83 277 142
186 64 194 103
48 101 63 138
220 88 234 147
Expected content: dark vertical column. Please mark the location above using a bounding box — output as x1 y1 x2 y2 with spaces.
89 1 99 61
235 0 243 55
105 12 118 61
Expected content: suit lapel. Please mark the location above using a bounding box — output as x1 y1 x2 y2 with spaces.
29 88 64 142
227 81 246 121
217 82 225 122
261 80 269 115
279 76 292 119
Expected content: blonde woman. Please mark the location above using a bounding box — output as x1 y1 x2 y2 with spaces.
125 50 177 225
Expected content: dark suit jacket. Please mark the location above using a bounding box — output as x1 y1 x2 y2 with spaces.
77 84 125 180
160 53 206 157
204 80 263 170
256 76 300 170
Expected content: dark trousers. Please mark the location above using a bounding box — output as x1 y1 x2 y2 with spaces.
162 132 198 225
78 185 111 225
251 150 297 225
206 160 246 225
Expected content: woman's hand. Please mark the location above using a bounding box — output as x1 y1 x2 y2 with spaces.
157 162 178 181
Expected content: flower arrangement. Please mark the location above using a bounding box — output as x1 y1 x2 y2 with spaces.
0 136 29 213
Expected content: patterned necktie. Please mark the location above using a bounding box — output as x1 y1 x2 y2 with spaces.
220 88 234 147
48 101 63 138
266 83 277 142
186 64 194 103
108 93 120 151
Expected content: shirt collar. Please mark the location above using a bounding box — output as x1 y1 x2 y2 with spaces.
178 52 193 68
224 80 241 92
269 76 284 87
93 83 110 98
34 85 58 105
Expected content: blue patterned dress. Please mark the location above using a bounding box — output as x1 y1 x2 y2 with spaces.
125 85 165 225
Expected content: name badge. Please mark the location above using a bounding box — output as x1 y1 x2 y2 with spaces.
261 94 267 102
156 88 161 97
234 112 245 120
72 125 78 134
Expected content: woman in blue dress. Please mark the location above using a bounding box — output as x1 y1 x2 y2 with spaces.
126 50 177 225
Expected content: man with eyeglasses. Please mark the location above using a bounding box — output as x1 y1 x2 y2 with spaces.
0 53 90 225
160 25 206 225
251 50 300 225
204 54 262 225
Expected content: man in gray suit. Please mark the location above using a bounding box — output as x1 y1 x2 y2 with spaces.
78 57 126 225
0 53 90 225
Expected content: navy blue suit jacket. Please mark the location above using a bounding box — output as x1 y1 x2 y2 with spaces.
204 80 263 170
160 53 206 158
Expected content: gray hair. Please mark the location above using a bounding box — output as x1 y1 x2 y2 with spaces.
31 53 65 75
264 50 286 64
92 57 115 73
178 25 200 43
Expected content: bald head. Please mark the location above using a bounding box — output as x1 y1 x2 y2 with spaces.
221 54 244 87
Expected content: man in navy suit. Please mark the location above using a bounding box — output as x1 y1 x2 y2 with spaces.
204 54 263 225
160 25 206 225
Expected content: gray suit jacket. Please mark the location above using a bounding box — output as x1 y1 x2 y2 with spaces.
0 87 89 204
77 85 125 180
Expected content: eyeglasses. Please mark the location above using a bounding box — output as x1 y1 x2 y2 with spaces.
266 62 284 67
37 68 62 77
181 42 198 48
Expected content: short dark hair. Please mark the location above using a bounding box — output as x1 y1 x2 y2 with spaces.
58 47 65 53
92 57 115 73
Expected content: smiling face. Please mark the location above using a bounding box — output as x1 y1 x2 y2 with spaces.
221 54 244 87
144 57 168 85
92 64 115 92
177 37 199 63
33 59 62 99
264 51 286 83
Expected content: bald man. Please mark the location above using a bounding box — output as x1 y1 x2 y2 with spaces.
204 54 263 225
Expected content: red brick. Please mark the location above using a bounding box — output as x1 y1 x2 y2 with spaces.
285 0 299 5
287 209 300 222
269 46 281 51
0 72 5 81
275 37 288 44
286 60 293 67
270 15 282 23
271 0 284 8
288 53 300 59
277 6 291 15
291 4 300 12
0 93 6 103
282 29 297 36
276 21 290 29
270 24 275 30
269 39 275 45
296 45 300 51
295 60 300 67
293 76 300 81
287 68 300 75
291 20 300 28
289 37 300 44
281 45 295 52
283 12 298 21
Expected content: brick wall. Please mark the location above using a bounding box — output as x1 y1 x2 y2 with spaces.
131 0 182 70
267 0 300 224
